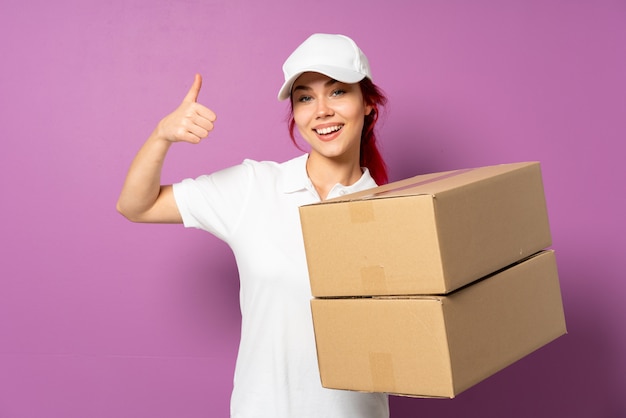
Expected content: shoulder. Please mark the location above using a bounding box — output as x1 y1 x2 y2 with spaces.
242 154 307 174
174 154 308 198
241 154 308 187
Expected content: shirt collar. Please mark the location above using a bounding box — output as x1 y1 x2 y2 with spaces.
327 168 377 199
280 153 378 196
281 154 311 194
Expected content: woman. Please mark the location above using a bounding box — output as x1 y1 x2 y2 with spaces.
117 33 390 418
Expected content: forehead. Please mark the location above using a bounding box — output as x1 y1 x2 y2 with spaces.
292 72 337 90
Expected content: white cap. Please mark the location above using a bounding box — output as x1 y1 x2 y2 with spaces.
277 33 372 101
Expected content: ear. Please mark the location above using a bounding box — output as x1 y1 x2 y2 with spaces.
364 103 374 116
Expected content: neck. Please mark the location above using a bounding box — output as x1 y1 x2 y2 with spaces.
306 153 362 200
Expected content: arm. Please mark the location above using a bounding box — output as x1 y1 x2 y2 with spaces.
116 74 217 223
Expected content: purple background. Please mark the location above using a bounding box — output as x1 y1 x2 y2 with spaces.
1 0 624 417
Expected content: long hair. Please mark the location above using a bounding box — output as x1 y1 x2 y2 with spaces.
287 78 389 185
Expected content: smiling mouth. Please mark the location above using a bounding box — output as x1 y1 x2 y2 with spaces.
314 125 343 135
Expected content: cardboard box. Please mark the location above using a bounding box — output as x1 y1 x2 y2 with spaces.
300 162 552 296
311 250 566 398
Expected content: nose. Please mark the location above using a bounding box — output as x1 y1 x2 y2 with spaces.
316 97 334 118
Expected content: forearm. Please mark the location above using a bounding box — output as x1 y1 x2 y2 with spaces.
116 130 176 222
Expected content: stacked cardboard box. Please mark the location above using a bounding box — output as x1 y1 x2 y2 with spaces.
299 162 567 398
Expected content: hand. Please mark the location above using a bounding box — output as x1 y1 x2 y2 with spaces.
156 74 217 144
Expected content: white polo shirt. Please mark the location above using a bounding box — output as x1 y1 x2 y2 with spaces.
172 154 389 418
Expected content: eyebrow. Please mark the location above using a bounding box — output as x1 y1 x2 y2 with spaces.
292 78 339 93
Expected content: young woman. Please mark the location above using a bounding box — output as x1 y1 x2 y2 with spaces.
117 33 390 418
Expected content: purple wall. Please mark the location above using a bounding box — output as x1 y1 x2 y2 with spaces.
1 0 624 417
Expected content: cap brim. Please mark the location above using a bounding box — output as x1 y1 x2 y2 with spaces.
277 65 367 101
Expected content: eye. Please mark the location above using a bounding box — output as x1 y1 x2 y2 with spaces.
331 89 346 97
297 95 313 103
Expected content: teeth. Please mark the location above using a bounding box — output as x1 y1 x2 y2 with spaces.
315 125 342 135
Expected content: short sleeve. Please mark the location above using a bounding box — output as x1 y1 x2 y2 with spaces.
172 162 252 242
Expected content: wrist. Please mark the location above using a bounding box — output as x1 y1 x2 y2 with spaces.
149 125 174 148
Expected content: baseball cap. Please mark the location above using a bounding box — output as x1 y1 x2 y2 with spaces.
277 33 372 101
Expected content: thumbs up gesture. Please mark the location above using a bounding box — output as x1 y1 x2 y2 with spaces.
156 74 217 144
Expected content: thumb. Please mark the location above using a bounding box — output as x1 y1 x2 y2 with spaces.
183 73 202 103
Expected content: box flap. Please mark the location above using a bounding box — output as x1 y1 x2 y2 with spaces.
301 162 540 206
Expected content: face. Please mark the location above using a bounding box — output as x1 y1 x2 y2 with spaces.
291 72 372 163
